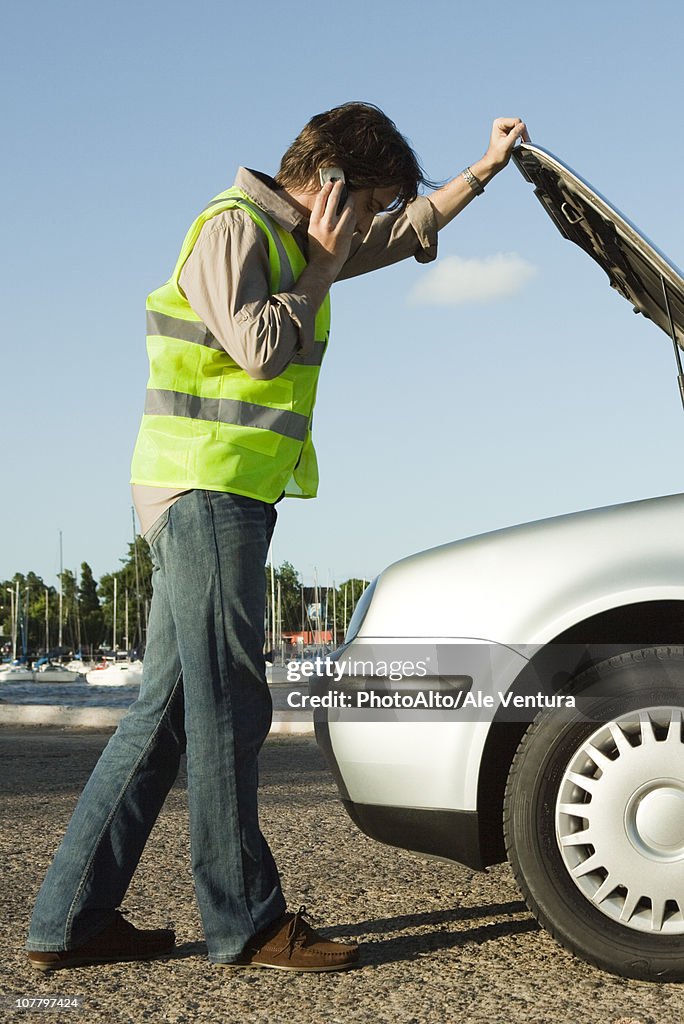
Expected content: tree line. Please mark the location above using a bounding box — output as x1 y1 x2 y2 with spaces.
0 539 368 660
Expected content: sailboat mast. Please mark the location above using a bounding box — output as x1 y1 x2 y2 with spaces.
13 581 19 661
58 530 63 649
277 580 282 658
332 582 337 648
269 546 276 655
131 507 142 650
112 575 117 653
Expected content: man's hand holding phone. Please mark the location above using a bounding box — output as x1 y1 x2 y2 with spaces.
307 169 356 280
318 167 350 215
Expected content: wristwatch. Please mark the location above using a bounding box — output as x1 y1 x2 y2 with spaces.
462 166 485 196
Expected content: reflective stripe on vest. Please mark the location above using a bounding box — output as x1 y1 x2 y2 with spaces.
145 309 327 367
143 389 310 442
130 188 330 502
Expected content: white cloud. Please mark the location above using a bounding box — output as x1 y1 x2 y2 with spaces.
408 252 537 306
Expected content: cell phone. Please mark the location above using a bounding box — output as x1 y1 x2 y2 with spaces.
318 166 349 215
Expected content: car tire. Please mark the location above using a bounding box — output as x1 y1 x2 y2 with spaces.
504 646 684 981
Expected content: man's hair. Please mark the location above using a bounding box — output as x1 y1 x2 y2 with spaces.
275 102 434 210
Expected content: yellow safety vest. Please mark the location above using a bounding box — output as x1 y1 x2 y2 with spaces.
130 187 330 502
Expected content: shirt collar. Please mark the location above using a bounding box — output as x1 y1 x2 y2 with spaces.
233 167 305 232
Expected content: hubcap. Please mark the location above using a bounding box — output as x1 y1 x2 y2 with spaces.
629 784 684 858
555 706 684 934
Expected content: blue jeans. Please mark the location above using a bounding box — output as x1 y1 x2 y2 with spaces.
26 490 286 962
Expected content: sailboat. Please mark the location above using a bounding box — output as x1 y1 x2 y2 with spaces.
85 576 143 686
85 660 143 686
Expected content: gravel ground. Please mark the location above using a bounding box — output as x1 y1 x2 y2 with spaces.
2 726 684 1024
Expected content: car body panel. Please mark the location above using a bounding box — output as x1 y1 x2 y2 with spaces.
319 492 684 866
352 492 684 647
323 639 529 810
512 143 684 348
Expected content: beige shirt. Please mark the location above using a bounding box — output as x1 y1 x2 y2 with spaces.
133 167 438 536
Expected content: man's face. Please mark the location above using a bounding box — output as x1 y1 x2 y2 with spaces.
350 186 400 236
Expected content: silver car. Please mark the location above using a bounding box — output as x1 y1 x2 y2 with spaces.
313 143 684 981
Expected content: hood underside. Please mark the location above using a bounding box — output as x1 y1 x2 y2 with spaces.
512 143 684 350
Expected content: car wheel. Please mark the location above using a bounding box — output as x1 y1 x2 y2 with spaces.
504 646 684 980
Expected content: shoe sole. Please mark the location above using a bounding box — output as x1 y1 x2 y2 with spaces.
215 958 359 972
28 949 175 973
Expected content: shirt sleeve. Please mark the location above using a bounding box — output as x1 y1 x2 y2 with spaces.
336 195 438 281
179 211 317 380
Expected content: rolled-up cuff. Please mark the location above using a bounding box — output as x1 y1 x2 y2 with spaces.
274 293 317 356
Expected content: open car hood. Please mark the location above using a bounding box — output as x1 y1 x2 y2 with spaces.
512 143 684 351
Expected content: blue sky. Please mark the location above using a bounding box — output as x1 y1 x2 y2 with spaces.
2 0 683 589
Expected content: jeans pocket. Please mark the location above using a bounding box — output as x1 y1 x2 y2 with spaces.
143 507 171 548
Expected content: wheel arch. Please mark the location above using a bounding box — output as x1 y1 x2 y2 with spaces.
475 599 684 867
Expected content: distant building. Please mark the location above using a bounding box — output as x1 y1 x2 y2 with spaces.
283 630 333 647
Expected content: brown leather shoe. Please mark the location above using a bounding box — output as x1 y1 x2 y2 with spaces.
219 907 359 972
27 911 175 972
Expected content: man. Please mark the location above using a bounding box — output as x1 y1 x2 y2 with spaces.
26 103 528 973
